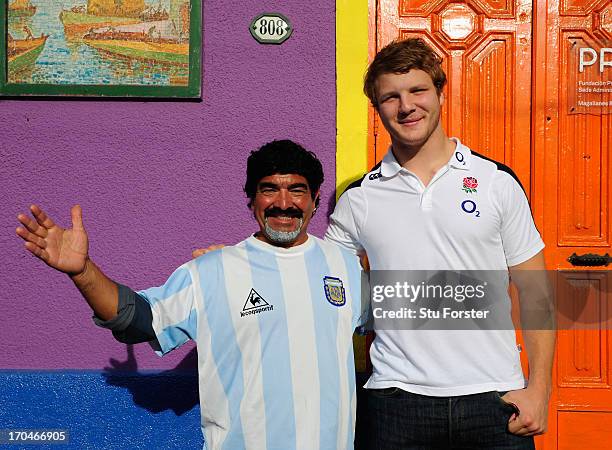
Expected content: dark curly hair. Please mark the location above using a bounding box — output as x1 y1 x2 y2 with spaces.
244 140 324 208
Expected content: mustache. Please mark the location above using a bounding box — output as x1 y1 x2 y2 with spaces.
264 207 304 219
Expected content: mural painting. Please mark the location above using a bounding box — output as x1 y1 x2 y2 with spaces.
5 0 197 92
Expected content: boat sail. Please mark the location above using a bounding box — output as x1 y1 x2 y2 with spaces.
9 0 34 9
61 0 147 37
88 0 146 18
8 0 36 17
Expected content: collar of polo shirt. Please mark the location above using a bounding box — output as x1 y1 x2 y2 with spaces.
380 137 472 178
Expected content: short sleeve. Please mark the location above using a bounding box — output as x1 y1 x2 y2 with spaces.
325 188 366 255
137 263 197 355
494 172 545 267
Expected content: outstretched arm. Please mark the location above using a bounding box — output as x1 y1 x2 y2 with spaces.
71 258 119 321
16 204 118 320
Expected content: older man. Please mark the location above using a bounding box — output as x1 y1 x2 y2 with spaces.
16 140 368 450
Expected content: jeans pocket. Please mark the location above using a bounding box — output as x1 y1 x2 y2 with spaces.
495 391 520 416
368 387 402 398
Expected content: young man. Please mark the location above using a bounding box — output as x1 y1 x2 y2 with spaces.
16 140 367 450
325 38 555 449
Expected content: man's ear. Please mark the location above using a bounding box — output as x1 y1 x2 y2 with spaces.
439 91 445 107
313 191 320 215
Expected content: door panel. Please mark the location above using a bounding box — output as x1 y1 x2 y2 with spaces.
541 0 612 448
558 411 612 450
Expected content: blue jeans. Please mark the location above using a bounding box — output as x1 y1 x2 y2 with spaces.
366 388 535 449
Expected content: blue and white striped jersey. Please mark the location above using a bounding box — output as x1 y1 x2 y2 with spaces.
138 235 366 450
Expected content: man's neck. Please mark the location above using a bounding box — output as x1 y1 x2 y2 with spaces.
391 130 456 187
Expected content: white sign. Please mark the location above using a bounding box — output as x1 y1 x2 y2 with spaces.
250 13 292 45
579 48 612 73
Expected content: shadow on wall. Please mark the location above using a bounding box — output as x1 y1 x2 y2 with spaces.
103 344 199 416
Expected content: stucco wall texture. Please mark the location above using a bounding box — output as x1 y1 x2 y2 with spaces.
0 0 337 370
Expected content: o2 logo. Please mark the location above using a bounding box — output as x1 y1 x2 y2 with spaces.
461 200 480 217
455 151 466 166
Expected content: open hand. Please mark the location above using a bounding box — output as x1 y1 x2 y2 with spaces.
16 204 89 275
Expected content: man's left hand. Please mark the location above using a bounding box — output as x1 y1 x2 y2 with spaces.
502 385 550 436
192 244 225 259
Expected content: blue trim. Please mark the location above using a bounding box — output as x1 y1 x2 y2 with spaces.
0 371 202 450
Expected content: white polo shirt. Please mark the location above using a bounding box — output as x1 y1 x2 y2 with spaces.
325 138 545 396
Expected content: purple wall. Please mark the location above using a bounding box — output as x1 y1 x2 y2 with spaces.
0 0 336 370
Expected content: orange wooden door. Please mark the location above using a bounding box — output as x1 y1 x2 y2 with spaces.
372 0 612 448
371 0 533 193
535 0 612 449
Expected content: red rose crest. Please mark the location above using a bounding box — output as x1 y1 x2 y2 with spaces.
462 177 478 193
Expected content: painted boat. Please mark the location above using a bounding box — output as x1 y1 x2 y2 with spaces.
8 0 36 18
7 35 48 75
88 0 145 17
60 0 148 38
84 38 188 65
60 11 143 38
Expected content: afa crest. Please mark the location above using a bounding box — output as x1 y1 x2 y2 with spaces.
324 276 346 307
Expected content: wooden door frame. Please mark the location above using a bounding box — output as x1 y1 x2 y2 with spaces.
531 1 557 447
